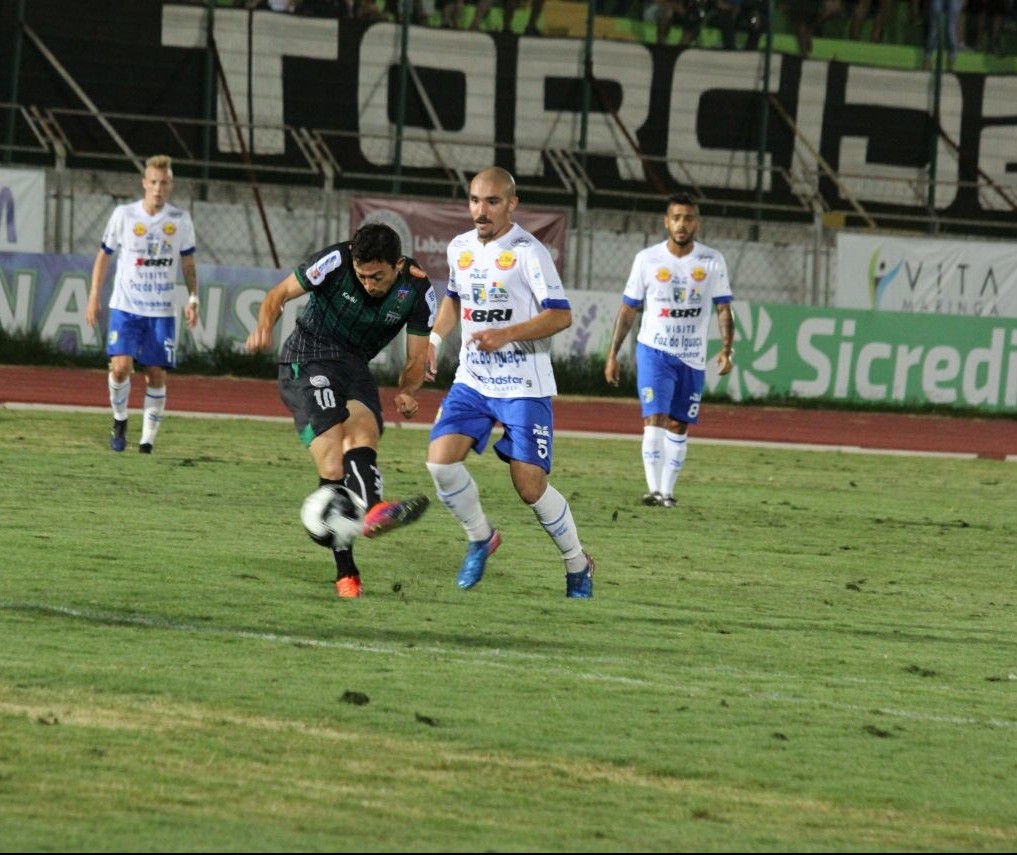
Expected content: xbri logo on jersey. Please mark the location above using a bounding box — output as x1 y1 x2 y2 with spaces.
659 307 702 318
464 308 514 322
135 258 172 267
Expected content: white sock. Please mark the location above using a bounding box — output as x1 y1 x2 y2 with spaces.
426 461 492 542
140 386 166 446
529 484 586 571
109 373 130 421
642 426 665 495
660 431 688 498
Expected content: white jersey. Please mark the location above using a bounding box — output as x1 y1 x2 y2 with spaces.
100 200 196 318
446 222 568 398
622 239 733 370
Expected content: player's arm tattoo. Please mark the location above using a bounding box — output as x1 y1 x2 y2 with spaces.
718 303 734 355
608 308 636 357
182 257 199 298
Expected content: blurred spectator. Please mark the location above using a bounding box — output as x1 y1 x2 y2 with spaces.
644 0 711 46
643 0 677 43
847 0 894 39
383 0 435 24
924 0 963 67
463 0 544 32
782 0 842 54
714 0 767 48
440 0 465 25
966 0 1006 53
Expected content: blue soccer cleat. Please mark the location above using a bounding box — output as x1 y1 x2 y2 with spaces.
565 552 595 599
109 418 127 452
457 528 502 590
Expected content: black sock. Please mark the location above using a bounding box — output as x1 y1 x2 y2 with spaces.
342 447 382 509
317 477 359 579
333 546 359 580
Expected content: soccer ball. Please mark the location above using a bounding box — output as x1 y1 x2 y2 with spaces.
300 485 367 549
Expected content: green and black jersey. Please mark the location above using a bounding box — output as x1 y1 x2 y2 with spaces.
279 241 437 364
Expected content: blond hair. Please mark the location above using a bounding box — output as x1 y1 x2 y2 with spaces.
145 154 173 175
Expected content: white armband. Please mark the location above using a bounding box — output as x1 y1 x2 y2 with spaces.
429 331 442 349
188 294 200 306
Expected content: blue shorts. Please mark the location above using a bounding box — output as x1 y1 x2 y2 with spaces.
429 383 555 473
107 310 178 369
635 342 704 424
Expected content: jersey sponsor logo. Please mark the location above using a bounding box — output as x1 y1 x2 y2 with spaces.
488 283 509 302
134 257 173 267
689 288 702 304
691 265 707 282
658 306 702 318
307 249 343 285
310 374 330 388
408 264 427 279
385 311 403 324
463 307 514 322
457 250 474 270
495 250 516 270
133 223 147 236
163 222 177 236
655 267 670 282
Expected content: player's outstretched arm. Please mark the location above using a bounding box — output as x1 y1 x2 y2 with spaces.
246 273 302 353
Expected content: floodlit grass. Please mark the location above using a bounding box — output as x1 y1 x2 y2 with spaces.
1 408 1015 852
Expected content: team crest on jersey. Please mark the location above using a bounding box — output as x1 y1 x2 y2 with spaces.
394 287 410 304
655 267 670 283
310 375 330 388
457 251 474 270
495 250 516 270
672 286 687 302
133 224 147 236
488 283 509 302
640 386 655 404
163 222 177 236
472 284 487 305
691 265 707 283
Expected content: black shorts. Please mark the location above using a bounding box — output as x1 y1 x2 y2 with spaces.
278 355 384 448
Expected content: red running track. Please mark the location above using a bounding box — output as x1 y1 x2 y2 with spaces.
2 364 1015 460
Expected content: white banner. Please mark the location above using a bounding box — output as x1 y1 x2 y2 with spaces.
835 232 1017 318
0 168 45 253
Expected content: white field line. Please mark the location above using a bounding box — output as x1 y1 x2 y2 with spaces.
5 601 1016 730
1 401 1000 460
